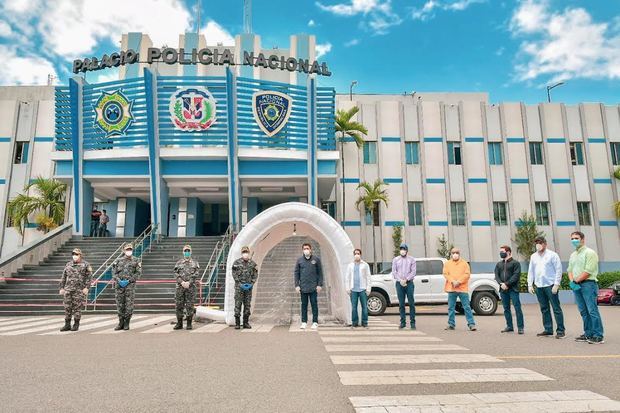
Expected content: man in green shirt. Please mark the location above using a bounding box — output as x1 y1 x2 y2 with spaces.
568 231 604 344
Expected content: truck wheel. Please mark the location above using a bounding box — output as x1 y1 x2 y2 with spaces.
472 291 498 316
367 291 387 316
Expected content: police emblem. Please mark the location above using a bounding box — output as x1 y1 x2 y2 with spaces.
93 90 134 136
169 87 217 131
252 91 292 137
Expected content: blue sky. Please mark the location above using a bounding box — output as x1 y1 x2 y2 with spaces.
0 0 619 104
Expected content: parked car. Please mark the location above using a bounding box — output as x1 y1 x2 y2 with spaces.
598 282 620 305
367 257 500 316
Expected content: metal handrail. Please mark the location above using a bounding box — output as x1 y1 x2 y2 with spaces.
199 226 233 306
88 224 158 310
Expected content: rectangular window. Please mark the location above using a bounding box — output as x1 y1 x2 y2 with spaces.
611 142 620 166
321 201 336 219
363 142 377 164
535 202 550 226
488 142 503 165
447 142 462 165
529 142 544 165
570 142 585 165
407 202 423 226
365 201 380 226
577 202 592 226
493 202 508 226
13 141 28 164
405 142 420 165
450 202 466 226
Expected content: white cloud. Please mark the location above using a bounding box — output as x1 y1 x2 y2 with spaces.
316 0 401 34
510 0 620 83
201 20 235 45
93 68 119 84
308 19 316 27
316 42 333 58
411 0 485 21
0 21 12 37
0 45 57 85
345 38 360 47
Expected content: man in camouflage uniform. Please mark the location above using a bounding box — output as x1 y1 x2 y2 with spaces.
232 246 258 329
58 248 93 332
111 243 142 330
173 245 200 330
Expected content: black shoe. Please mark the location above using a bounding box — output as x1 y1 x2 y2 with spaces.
575 334 589 342
518 329 524 335
71 318 80 331
186 316 193 330
501 328 514 333
235 316 241 330
410 324 417 330
468 324 477 331
445 325 455 330
123 316 131 330
537 331 553 337
114 316 124 331
351 324 359 328
243 316 252 329
173 317 183 330
399 323 406 329
60 318 72 332
587 336 604 345
556 332 566 339
361 324 368 328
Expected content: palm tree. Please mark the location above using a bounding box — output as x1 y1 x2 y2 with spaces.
356 179 389 273
614 167 620 218
7 177 67 235
335 106 368 225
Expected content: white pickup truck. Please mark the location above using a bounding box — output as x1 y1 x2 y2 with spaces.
367 257 500 316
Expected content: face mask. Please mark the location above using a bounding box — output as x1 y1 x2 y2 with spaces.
452 253 459 261
400 250 407 257
184 251 191 258
354 254 361 261
72 254 80 262
571 239 581 249
242 253 249 260
125 250 133 257
499 251 508 259
303 249 311 257
535 244 544 252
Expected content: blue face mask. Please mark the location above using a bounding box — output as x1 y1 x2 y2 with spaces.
571 239 581 249
184 251 191 258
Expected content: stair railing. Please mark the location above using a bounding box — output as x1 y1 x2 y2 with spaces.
199 226 233 306
88 224 158 310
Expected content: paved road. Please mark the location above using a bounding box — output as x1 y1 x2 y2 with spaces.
0 304 618 412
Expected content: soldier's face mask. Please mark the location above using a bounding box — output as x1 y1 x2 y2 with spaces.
242 252 249 260
72 254 80 262
125 250 133 257
303 248 311 257
183 250 191 258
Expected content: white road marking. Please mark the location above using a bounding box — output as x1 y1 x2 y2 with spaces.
40 316 148 335
321 336 442 343
330 354 502 365
4 316 113 336
325 344 469 352
190 323 229 333
92 315 175 334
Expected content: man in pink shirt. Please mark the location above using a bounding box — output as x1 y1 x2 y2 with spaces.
392 243 417 329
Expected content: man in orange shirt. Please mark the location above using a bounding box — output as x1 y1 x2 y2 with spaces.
443 247 476 331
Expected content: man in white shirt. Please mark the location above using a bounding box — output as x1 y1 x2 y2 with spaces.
345 248 372 328
527 237 565 339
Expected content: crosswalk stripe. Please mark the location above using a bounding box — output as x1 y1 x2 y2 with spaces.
0 317 50 328
140 320 181 334
338 367 552 385
319 330 426 336
39 316 134 335
349 390 620 412
321 336 442 343
191 323 229 333
3 316 113 336
289 324 319 332
317 327 398 331
242 324 275 333
330 354 502 365
325 344 469 352
0 317 64 332
91 315 175 334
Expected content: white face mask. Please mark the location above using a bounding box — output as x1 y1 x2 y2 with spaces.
354 254 361 261
400 250 407 257
72 254 80 262
242 253 249 260
535 244 544 252
303 249 311 257
452 253 460 261
125 250 133 257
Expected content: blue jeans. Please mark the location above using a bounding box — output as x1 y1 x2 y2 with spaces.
300 291 318 323
573 280 604 338
90 220 99 237
447 292 475 327
351 290 368 326
500 289 524 330
535 285 565 333
395 280 415 326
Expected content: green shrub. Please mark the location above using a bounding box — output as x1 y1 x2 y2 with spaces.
518 272 620 292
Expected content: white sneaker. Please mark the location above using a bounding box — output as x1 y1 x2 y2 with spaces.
311 322 318 330
300 322 307 329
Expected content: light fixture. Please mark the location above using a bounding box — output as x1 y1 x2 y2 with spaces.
293 223 297 236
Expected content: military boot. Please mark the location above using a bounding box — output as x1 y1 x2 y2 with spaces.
123 315 131 330
173 316 183 330
71 318 80 331
235 316 241 330
243 316 252 329
186 316 193 330
114 316 124 331
60 318 72 332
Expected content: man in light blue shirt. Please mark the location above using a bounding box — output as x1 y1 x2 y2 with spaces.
527 237 565 339
346 249 371 328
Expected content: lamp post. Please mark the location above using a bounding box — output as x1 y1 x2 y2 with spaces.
546 82 565 103
349 80 357 101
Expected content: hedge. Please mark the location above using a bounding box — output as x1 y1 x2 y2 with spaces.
518 272 620 292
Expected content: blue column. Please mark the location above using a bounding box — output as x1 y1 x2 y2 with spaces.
307 77 318 206
69 77 91 235
226 67 240 230
144 68 168 235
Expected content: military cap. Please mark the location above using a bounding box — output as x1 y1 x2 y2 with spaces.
72 248 82 255
123 243 133 250
241 246 250 253
183 245 192 252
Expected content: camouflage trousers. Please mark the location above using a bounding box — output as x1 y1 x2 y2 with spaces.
115 284 135 317
63 290 85 319
175 285 196 318
234 286 252 318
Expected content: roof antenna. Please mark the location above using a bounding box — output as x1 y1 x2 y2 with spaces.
244 0 252 34
197 0 201 35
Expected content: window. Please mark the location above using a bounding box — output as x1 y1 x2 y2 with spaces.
493 202 508 226
363 142 377 164
407 202 423 226
535 202 550 226
529 142 544 165
570 142 584 165
428 260 444 275
611 143 620 166
450 202 466 226
365 201 380 226
488 142 503 165
405 142 420 165
321 201 336 219
577 202 592 226
447 142 462 165
414 261 428 276
13 141 28 164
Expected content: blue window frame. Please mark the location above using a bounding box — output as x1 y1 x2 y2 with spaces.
405 142 420 165
488 142 503 165
363 142 377 164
